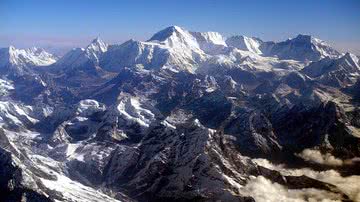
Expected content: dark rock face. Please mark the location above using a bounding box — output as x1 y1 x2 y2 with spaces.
185 91 232 128
283 72 309 89
271 102 360 158
108 121 254 202
344 79 360 102
223 108 282 157
273 103 336 150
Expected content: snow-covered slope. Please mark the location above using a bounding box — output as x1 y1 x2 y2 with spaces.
102 27 341 73
198 48 304 75
0 101 39 128
148 26 200 49
84 37 108 63
116 96 157 128
77 99 106 117
226 35 263 54
100 39 171 71
55 37 108 68
303 53 360 78
190 31 227 55
261 34 341 61
301 52 360 87
0 46 57 74
101 26 209 72
147 25 206 63
0 79 14 96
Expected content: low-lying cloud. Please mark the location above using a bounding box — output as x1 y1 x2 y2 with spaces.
296 149 344 166
241 175 342 202
252 158 360 202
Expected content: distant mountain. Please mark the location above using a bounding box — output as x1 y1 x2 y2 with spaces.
0 46 57 75
302 52 360 87
55 37 108 69
51 27 343 75
101 26 207 72
100 39 171 72
260 34 341 61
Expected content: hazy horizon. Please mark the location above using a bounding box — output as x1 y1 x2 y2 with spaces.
1 0 360 55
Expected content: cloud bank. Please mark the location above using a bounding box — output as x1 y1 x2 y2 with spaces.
252 158 360 202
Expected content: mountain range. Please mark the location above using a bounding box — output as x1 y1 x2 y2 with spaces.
1 26 360 202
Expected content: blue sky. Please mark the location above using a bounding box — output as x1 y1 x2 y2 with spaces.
1 0 360 54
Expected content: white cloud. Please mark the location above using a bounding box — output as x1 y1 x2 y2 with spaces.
252 158 360 202
296 149 344 166
241 175 342 202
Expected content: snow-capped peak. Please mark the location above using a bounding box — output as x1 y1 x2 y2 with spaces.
342 52 360 69
261 34 341 61
56 38 108 68
301 51 360 80
8 45 16 51
290 34 326 48
292 34 341 59
226 35 263 54
116 96 157 128
148 25 187 42
87 37 108 53
292 34 312 42
0 45 57 69
148 26 201 50
85 37 108 63
148 26 227 54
